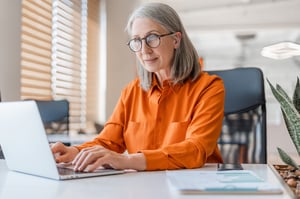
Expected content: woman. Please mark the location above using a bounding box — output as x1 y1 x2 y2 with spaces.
52 2 224 171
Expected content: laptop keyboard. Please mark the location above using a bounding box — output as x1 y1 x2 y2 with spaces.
57 167 87 176
57 166 121 176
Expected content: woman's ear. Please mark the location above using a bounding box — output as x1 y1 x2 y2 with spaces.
174 32 182 49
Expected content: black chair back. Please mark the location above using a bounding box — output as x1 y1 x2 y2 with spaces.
33 99 70 135
207 67 266 164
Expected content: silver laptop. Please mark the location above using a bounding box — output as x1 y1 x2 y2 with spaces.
0 100 124 180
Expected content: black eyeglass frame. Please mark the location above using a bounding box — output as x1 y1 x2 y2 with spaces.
127 32 175 52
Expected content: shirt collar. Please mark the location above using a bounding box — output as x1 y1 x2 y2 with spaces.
148 74 182 97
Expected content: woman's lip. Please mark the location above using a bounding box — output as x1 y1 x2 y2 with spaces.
144 57 157 62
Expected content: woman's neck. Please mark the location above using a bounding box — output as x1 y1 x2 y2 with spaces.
155 69 171 86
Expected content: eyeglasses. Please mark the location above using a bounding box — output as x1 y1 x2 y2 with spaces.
127 32 175 52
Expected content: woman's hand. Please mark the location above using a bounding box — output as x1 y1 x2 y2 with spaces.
72 146 146 172
51 142 79 163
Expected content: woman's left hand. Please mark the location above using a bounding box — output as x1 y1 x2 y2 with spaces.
72 146 146 172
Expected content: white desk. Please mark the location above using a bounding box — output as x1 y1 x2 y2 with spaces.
0 160 295 199
47 133 97 145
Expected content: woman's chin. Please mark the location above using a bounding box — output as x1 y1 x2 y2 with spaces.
143 65 158 73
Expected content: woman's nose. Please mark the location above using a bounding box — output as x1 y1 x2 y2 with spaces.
140 40 152 54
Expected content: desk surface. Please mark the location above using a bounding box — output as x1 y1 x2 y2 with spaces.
0 160 295 199
47 133 96 145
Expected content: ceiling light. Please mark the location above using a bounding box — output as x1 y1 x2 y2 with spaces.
261 41 300 60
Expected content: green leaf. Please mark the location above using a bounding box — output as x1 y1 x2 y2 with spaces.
281 110 299 149
277 147 299 169
276 84 292 104
267 79 300 155
293 77 300 114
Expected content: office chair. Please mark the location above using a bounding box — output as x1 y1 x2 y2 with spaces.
207 67 267 164
33 99 70 135
0 146 3 159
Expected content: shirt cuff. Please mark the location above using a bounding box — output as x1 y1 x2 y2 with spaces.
140 150 168 171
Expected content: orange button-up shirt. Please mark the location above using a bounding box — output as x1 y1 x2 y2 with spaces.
76 72 224 170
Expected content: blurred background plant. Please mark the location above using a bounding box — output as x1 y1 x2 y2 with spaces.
267 77 300 168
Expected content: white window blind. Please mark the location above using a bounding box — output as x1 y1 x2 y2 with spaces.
21 0 88 132
21 0 52 98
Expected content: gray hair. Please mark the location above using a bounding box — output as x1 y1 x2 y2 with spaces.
126 3 200 91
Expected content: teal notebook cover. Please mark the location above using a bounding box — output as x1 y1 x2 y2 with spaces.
166 170 282 194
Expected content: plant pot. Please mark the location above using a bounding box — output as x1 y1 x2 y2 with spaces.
271 164 300 199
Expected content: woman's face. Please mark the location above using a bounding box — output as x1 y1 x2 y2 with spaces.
131 18 179 75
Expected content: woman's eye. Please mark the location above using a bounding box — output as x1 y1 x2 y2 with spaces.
147 34 158 42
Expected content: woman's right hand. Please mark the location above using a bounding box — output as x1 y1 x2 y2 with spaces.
50 142 79 163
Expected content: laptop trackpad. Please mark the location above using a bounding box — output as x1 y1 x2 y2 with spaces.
56 162 122 176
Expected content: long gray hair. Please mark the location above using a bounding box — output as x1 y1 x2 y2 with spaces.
126 3 200 91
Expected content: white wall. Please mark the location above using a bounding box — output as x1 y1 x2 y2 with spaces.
0 1 22 101
105 0 138 118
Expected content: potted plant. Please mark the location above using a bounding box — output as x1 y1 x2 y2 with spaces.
267 77 300 195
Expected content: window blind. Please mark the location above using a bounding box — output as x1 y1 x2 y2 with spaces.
21 0 52 99
21 0 88 132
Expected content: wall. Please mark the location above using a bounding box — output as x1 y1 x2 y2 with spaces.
86 0 138 126
105 0 138 118
0 0 22 101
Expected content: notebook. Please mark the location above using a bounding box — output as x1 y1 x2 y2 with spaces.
167 170 283 194
0 100 124 180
